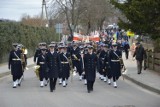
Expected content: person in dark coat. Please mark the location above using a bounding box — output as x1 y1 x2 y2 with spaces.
70 43 81 77
102 44 111 83
34 43 42 63
123 40 130 59
133 42 147 74
98 44 106 81
8 43 23 88
59 45 70 87
109 43 122 88
37 47 48 87
46 44 62 92
84 45 98 93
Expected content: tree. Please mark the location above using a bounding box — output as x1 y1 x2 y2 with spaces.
111 0 160 40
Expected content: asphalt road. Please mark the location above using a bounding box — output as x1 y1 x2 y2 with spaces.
0 67 160 107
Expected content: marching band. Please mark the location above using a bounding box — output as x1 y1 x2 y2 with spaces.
8 39 126 93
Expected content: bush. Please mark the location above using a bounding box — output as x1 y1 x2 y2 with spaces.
0 22 59 63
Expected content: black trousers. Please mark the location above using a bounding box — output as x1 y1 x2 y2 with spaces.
125 50 129 59
13 75 21 81
49 78 57 91
87 80 94 91
113 76 119 82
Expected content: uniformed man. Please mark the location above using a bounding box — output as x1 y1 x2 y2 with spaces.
46 44 62 92
8 43 23 88
109 43 122 88
102 44 111 82
37 47 48 87
98 44 106 81
57 45 63 85
84 45 98 93
59 45 70 87
34 43 43 63
70 43 81 77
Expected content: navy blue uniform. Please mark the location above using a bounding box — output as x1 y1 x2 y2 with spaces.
34 48 41 63
84 52 98 92
109 50 122 81
37 54 48 81
59 52 70 79
98 50 106 77
8 50 23 81
46 51 61 91
103 50 111 79
71 47 81 74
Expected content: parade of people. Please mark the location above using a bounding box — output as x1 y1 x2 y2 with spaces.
7 27 131 92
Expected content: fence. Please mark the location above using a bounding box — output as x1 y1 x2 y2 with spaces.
146 50 160 73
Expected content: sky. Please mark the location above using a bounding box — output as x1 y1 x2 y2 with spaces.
0 0 44 21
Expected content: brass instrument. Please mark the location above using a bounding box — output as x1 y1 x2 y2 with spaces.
34 65 40 78
21 47 26 70
68 56 74 82
72 54 80 61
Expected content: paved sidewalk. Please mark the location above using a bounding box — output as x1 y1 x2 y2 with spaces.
0 57 35 77
123 52 160 94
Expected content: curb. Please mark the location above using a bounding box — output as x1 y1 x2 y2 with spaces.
0 64 35 79
124 75 160 95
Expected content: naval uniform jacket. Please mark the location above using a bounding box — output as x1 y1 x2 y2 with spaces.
59 52 70 78
46 51 62 78
109 50 122 77
84 52 98 81
37 54 48 78
8 50 23 76
34 48 41 63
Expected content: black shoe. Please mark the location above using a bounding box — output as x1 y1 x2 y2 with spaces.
13 86 16 88
144 67 147 70
138 72 141 74
50 90 53 92
88 90 90 93
18 84 21 86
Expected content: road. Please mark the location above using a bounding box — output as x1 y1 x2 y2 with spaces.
0 67 160 107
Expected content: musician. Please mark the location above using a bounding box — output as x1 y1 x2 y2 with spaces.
57 45 63 85
34 43 43 63
79 46 84 81
84 45 98 93
59 45 70 87
109 43 122 88
102 44 111 83
8 43 23 88
37 47 48 87
70 43 81 77
46 44 62 92
98 44 106 81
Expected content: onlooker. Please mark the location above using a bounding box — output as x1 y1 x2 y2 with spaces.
133 42 147 74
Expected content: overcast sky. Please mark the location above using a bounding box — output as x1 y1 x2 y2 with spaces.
0 0 44 21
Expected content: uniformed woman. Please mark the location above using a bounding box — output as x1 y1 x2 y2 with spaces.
59 45 70 87
109 43 122 88
8 43 23 88
37 47 48 87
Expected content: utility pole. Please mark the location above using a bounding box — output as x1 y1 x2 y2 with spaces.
41 0 49 27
